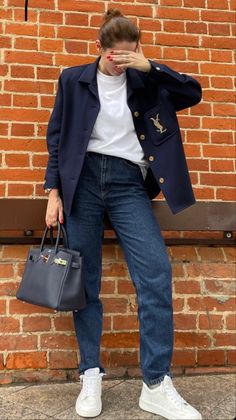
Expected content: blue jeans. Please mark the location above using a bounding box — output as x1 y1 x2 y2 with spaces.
63 151 174 386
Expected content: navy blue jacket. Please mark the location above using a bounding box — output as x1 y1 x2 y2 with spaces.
44 56 202 216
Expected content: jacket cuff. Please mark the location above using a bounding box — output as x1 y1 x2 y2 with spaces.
146 59 188 83
43 178 60 190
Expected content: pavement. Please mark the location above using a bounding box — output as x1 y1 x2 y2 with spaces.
0 373 235 419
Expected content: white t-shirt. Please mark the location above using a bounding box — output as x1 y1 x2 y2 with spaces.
87 68 149 179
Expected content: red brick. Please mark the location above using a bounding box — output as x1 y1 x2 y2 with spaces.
6 352 47 369
216 188 236 201
101 332 139 348
174 332 210 348
173 297 185 312
65 41 88 54
8 184 34 196
170 246 198 261
117 280 135 294
102 262 128 277
225 314 236 330
211 131 234 144
113 315 139 331
102 297 128 314
186 262 235 279
0 264 14 278
0 317 20 333
197 350 225 366
58 0 104 12
14 37 37 50
0 281 19 296
223 247 236 262
174 314 197 330
172 350 196 366
5 154 30 167
210 159 234 172
227 350 236 365
204 280 235 295
9 299 54 314
0 335 37 351
13 95 38 108
2 245 30 259
100 280 116 294
208 0 229 9
0 354 4 370
53 316 74 331
157 6 199 20
39 11 63 24
201 10 235 22
5 50 53 65
49 351 78 368
213 333 235 347
4 79 53 94
174 280 201 294
156 33 199 47
11 123 35 135
40 334 77 349
23 316 52 332
110 350 138 367
199 314 223 330
211 77 233 89
187 296 235 312
8 0 54 8
0 300 6 314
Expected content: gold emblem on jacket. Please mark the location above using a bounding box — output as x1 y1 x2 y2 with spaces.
150 114 167 134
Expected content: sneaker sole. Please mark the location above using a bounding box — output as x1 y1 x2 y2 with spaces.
75 405 102 418
139 397 174 419
139 397 202 420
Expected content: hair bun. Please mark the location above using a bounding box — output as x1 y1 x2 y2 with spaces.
104 8 124 22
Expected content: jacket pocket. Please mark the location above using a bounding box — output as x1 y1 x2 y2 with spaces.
143 103 179 145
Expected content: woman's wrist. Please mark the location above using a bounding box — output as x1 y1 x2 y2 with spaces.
143 59 151 73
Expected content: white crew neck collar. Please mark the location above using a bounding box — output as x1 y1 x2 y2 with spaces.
97 68 126 83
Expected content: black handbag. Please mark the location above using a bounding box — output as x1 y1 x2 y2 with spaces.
16 221 86 311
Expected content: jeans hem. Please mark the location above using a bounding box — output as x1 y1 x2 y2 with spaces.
78 365 106 376
143 371 173 387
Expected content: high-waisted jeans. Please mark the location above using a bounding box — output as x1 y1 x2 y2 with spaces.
63 151 174 386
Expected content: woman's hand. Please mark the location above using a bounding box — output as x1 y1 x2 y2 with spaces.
107 42 151 73
45 189 64 228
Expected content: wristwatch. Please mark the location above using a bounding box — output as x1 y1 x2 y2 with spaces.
44 188 53 194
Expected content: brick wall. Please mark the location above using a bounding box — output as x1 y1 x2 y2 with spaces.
0 243 235 384
0 0 235 199
0 1 235 383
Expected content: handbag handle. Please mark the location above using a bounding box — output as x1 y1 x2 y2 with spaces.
40 221 69 253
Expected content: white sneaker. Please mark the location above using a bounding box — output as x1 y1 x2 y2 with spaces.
139 374 202 420
75 367 105 418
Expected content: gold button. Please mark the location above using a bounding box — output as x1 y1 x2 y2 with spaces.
134 111 139 117
159 177 164 183
148 155 154 162
140 134 145 140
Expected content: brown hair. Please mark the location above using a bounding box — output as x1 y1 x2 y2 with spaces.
98 9 141 49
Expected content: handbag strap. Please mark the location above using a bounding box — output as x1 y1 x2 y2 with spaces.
40 221 69 252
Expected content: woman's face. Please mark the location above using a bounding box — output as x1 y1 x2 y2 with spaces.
96 40 138 76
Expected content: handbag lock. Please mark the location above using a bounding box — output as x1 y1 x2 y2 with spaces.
54 257 67 266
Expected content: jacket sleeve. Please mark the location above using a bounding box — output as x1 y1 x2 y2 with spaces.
146 59 202 112
43 72 63 190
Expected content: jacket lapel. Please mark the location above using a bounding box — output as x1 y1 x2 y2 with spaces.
77 56 100 100
77 56 146 102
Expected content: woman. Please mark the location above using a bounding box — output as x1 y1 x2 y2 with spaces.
44 9 202 420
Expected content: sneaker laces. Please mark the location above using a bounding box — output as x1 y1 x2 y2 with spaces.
161 376 188 409
79 371 106 399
